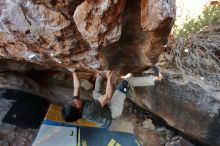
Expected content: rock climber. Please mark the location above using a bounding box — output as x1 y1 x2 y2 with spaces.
62 65 162 128
62 70 128 128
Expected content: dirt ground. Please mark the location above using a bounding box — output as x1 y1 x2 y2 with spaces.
0 89 49 146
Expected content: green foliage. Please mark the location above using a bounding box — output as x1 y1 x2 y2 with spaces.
174 4 220 37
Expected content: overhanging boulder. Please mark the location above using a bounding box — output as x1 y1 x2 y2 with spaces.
0 0 175 74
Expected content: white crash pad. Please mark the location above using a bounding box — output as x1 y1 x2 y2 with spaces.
32 124 77 146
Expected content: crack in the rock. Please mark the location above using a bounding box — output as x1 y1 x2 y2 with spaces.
20 5 32 26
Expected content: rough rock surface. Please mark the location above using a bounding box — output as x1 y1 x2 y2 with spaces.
130 71 220 146
74 0 125 49
141 0 176 31
141 0 176 64
0 0 175 74
0 0 99 70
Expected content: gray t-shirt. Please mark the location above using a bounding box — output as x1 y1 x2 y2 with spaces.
82 99 112 128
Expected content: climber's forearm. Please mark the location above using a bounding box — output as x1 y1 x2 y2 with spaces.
72 72 80 97
98 71 114 107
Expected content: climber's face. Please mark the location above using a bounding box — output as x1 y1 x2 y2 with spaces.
69 99 82 110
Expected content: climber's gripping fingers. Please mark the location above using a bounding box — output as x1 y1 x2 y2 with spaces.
97 70 108 77
67 67 76 73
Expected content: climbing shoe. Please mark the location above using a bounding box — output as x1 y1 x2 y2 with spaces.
117 80 129 94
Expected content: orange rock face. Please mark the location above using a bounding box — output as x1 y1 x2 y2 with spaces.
141 0 176 64
74 0 125 49
0 0 176 74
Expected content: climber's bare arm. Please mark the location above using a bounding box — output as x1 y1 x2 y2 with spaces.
67 68 80 97
98 70 114 107
73 72 80 97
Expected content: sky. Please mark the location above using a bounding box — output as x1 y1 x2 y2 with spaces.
175 0 211 27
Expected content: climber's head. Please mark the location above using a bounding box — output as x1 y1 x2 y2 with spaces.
62 96 82 122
